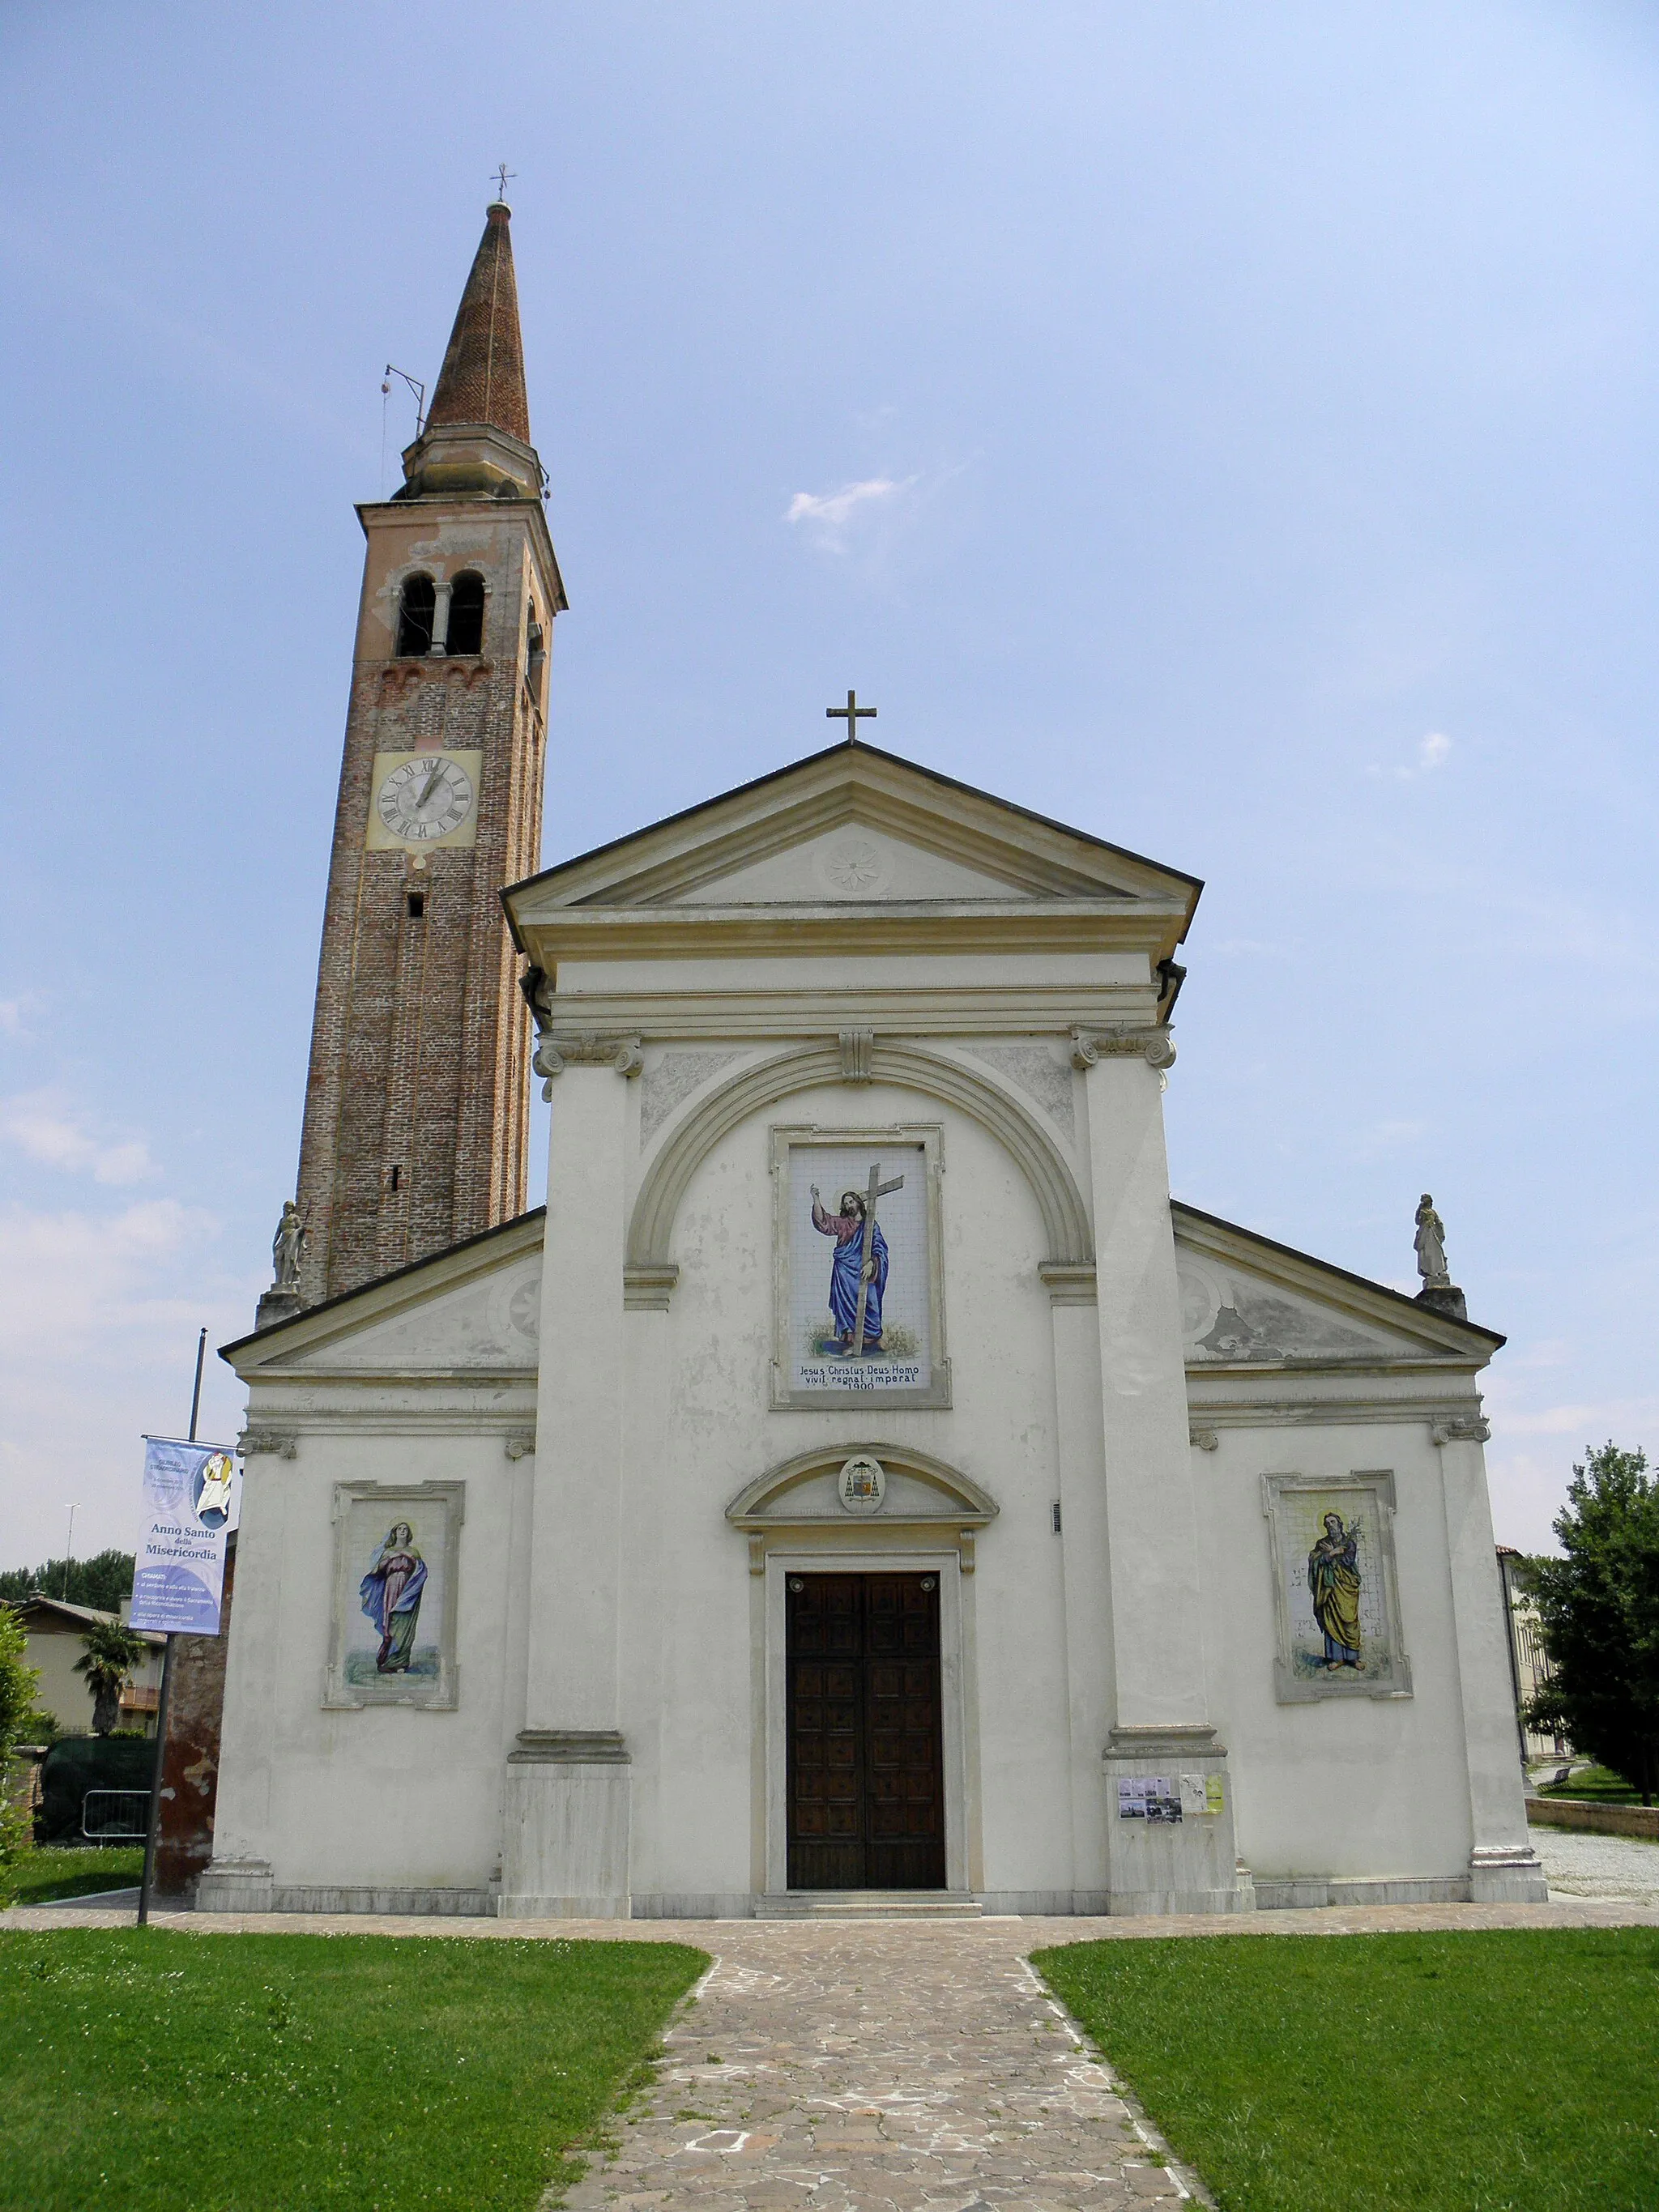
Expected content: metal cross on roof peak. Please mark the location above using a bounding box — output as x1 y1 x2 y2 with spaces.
826 688 876 738
493 164 517 203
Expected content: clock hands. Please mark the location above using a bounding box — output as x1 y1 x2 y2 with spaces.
376 753 472 846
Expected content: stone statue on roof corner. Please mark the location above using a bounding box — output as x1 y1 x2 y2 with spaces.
1414 1193 1450 1289
1413 1193 1468 1319
272 1200 307 1293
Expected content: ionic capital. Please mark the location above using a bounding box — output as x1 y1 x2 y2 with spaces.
1070 1024 1177 1072
1431 1416 1491 1447
532 1030 644 1094
238 1427 297 1461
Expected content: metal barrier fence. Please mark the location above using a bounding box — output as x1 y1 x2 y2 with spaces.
82 1788 152 1841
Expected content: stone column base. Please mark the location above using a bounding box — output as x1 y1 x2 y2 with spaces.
194 1856 275 1912
1469 1843 1549 1903
254 1289 302 1330
500 1730 632 1918
1102 1725 1256 1916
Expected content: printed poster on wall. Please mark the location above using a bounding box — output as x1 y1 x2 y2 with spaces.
128 1435 238 1634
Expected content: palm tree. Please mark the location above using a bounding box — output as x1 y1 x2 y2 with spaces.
74 1620 147 1737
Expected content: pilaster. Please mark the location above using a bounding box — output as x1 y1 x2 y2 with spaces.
502 1052 635 1916
1433 1419 1548 1901
1047 1291 1112 1912
1080 1031 1252 1912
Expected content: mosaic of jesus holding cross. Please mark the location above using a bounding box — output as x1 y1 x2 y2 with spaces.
809 1165 902 1355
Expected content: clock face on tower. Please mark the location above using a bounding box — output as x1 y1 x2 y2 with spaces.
364 748 484 850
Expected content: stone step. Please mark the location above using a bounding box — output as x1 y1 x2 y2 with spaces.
755 1890 983 1920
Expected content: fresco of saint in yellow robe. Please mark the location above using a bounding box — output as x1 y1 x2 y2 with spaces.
1307 1513 1362 1667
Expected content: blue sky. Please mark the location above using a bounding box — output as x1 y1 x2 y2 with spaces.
2 2 1655 1565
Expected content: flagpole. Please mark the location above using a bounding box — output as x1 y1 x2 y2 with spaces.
137 1328 205 1927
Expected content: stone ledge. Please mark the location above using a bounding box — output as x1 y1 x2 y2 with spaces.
1527 1796 1659 1840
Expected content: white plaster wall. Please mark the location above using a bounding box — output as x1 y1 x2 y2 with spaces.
215 1419 529 1894
617 1075 1075 1905
1197 1418 1475 1881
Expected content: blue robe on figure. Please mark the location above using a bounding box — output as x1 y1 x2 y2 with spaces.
360 1527 428 1673
812 1198 889 1349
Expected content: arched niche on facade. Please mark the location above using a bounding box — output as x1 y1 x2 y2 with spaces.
624 1040 1092 1305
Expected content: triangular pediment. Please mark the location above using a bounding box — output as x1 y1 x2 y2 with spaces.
505 739 1201 918
221 1212 543 1379
1174 1202 1503 1368
670 819 1047 905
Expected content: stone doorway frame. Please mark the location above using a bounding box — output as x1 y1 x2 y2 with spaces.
760 1545 975 1899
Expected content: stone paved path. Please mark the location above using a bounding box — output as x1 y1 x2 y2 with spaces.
560 1921 1196 2210
8 1896 1658 2211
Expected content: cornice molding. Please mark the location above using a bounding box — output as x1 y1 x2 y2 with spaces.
530 988 1159 1041
1179 1396 1489 1432
515 902 1191 967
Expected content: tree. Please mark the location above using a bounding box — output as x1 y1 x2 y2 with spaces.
72 1620 147 1738
0 1609 41 1865
1524 1443 1659 1805
0 1550 135 1612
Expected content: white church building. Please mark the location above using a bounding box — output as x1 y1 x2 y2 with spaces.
202 203 1544 1920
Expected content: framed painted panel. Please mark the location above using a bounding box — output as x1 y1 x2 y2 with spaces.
772 1124 949 1409
323 1481 464 1710
1261 1470 1411 1702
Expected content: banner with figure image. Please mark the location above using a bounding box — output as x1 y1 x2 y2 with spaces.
129 1436 238 1634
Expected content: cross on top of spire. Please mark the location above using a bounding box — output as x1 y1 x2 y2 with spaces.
493 164 516 207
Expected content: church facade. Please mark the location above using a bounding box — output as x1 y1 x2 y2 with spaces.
203 205 1544 1920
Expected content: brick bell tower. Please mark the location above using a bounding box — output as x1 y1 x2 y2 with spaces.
283 198 565 1312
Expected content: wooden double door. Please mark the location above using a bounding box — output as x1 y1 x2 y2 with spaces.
786 1571 946 1890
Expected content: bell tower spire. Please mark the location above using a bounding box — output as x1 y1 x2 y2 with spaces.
426 197 531 445
279 200 566 1316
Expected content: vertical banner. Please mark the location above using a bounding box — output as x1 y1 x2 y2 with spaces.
129 1436 238 1634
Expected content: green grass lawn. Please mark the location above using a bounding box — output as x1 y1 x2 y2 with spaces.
1537 1764 1647 1805
1036 1928 1659 2212
1 1846 145 1907
0 1929 706 2212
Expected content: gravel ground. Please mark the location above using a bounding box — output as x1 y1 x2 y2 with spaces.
1531 1822 1659 1903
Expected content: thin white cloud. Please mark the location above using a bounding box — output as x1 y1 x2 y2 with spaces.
1366 731 1455 782
786 474 919 546
0 999 30 1038
0 1088 158 1185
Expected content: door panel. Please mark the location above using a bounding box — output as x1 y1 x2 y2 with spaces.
786 1571 945 1890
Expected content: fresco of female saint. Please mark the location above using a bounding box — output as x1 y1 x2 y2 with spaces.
810 1184 889 1353
360 1521 427 1674
1307 1512 1363 1668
